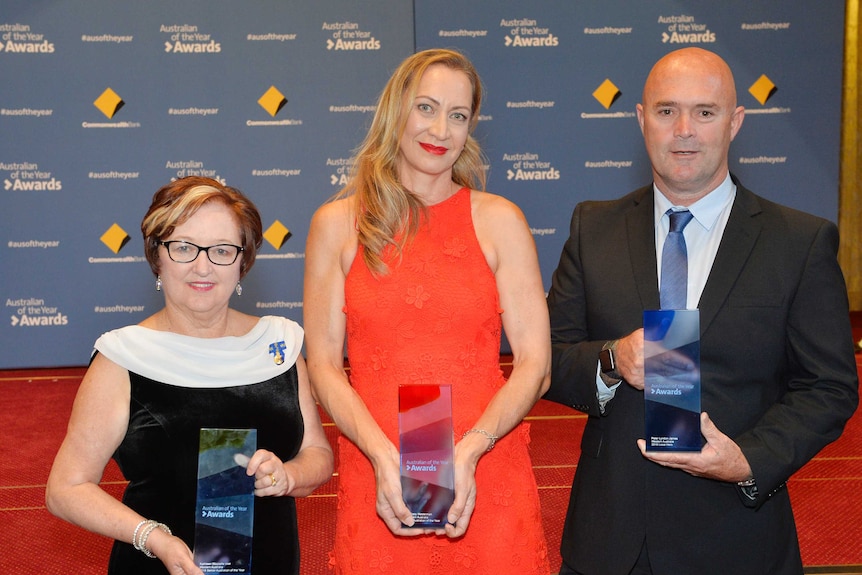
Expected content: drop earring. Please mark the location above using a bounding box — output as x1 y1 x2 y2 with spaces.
155 276 162 292
235 281 242 296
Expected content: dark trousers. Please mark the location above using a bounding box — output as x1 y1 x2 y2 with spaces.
558 539 652 575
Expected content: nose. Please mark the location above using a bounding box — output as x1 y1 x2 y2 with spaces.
428 113 449 140
190 248 213 273
674 114 694 138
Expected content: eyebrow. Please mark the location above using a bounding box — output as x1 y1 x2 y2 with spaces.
653 100 720 109
414 94 471 112
170 236 240 245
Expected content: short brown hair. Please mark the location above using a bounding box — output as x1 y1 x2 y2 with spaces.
141 176 262 278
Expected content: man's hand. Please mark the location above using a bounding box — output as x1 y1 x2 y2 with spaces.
637 412 753 483
615 328 645 389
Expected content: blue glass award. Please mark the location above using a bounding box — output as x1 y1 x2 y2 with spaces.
643 310 702 451
193 428 256 574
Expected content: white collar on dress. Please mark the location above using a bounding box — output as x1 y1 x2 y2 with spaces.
94 315 303 388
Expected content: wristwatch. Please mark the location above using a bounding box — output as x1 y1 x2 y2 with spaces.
599 340 622 381
737 477 758 501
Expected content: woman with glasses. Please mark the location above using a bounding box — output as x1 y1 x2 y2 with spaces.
46 176 333 575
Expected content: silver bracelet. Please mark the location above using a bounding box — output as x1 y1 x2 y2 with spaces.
462 428 499 452
131 519 147 547
133 519 172 559
137 522 159 558
133 519 153 552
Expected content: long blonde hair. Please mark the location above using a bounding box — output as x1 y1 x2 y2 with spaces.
341 48 487 275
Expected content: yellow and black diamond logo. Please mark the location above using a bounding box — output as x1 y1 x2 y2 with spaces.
748 74 777 105
100 223 130 254
592 78 621 110
264 220 291 250
258 86 287 117
94 88 125 119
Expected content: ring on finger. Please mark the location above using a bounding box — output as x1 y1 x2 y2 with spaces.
270 472 278 487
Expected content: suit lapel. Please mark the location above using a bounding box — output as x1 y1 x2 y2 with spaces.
625 187 660 310
697 184 763 335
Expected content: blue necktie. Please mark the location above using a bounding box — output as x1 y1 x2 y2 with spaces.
660 209 694 310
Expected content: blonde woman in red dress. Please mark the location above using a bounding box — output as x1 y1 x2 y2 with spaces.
304 48 551 574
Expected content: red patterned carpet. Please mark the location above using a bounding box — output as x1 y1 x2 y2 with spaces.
2 324 861 574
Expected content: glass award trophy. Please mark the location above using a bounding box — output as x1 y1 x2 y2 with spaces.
193 428 256 574
643 310 702 452
398 384 455 527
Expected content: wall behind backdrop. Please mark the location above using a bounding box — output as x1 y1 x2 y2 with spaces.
0 1 845 369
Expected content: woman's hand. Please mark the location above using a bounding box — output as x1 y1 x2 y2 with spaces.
372 443 430 536
145 528 204 575
434 433 482 538
246 449 291 497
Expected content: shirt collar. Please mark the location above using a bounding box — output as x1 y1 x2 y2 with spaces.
653 173 736 231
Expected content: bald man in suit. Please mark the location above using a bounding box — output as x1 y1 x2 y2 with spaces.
545 47 858 575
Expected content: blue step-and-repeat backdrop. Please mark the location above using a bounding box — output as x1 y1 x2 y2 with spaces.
1 1 845 368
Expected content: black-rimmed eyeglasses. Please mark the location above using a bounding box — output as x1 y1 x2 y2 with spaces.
158 240 243 266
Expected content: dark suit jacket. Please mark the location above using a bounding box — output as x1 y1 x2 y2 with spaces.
545 179 859 575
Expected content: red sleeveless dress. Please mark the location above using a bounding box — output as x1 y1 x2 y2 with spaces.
333 187 550 574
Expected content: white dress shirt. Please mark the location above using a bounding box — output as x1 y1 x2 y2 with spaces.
597 173 737 408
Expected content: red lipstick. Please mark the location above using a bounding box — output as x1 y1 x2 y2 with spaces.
420 143 448 155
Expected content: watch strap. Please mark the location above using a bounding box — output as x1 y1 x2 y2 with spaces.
599 340 621 380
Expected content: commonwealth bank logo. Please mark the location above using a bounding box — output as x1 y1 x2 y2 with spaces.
258 86 287 117
100 223 130 254
257 220 303 260
94 88 124 119
264 220 291 249
749 74 777 105
593 79 621 110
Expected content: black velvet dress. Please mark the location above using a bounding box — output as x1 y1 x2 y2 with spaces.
94 316 305 575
